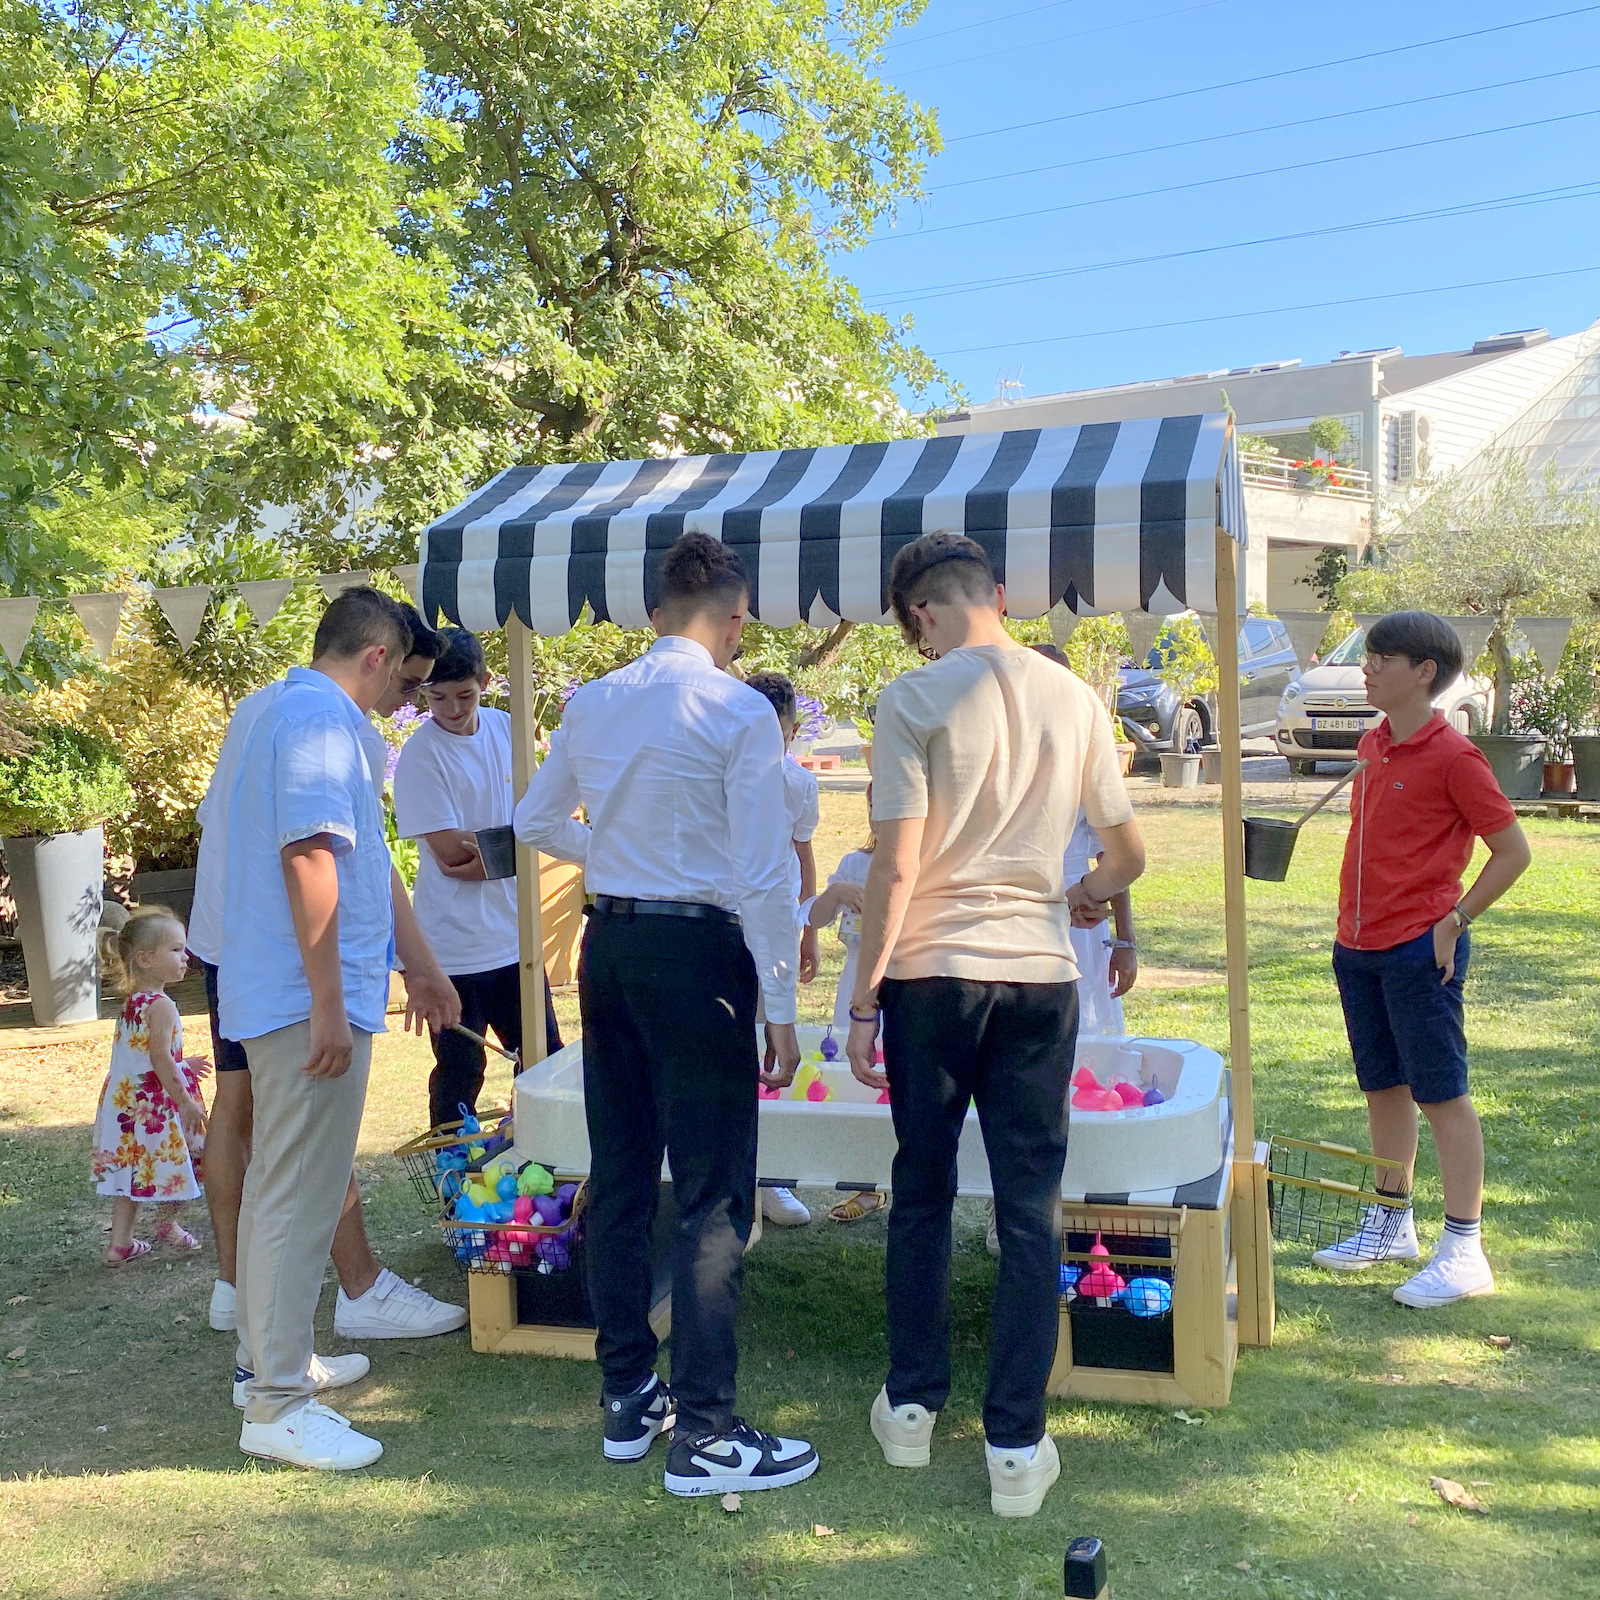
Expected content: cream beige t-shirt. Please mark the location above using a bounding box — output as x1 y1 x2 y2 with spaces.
870 644 1134 983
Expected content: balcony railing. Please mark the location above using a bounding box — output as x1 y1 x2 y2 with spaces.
1242 457 1372 500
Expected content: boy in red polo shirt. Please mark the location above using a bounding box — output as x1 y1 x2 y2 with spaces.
1314 612 1530 1306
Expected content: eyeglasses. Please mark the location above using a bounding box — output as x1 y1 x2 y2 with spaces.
1363 652 1404 672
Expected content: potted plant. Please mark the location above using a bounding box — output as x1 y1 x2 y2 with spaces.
0 722 132 1024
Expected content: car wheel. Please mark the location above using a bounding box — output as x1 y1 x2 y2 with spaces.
1288 758 1316 777
1175 705 1205 753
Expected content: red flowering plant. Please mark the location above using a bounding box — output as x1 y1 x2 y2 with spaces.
1291 458 1344 490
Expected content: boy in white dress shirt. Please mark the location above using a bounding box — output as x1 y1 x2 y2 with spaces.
744 671 819 1228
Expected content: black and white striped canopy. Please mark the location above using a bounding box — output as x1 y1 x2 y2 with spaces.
419 416 1248 634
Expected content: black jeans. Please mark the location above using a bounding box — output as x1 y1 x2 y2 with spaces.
578 911 759 1436
881 975 1078 1449
427 962 563 1130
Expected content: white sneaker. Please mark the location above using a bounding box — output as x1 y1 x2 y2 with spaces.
760 1187 812 1226
870 1385 936 1468
987 1433 1061 1518
234 1351 372 1409
209 1280 237 1332
240 1400 383 1471
1393 1241 1495 1308
1311 1204 1419 1271
985 1199 1000 1258
334 1269 468 1339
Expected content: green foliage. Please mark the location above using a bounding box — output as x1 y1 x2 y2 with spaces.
1307 415 1350 457
1297 546 1348 610
1152 614 1220 702
1507 621 1600 756
0 720 131 837
368 0 945 543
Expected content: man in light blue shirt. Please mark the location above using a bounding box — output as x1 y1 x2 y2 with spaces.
222 588 414 1472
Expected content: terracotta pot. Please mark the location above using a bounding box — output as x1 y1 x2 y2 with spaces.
1115 741 1136 776
1542 760 1575 796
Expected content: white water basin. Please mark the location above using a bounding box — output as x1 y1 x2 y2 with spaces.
513 1027 1225 1199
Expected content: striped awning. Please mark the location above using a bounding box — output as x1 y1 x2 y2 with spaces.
419 415 1248 634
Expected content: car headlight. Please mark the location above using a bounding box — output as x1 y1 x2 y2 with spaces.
1283 681 1304 701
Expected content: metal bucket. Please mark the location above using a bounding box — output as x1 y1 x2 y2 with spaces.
1243 817 1299 881
475 825 517 880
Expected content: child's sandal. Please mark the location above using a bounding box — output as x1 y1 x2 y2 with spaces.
829 1191 889 1225
153 1222 202 1253
104 1240 152 1267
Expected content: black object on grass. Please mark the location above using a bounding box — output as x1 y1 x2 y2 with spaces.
1064 1536 1108 1598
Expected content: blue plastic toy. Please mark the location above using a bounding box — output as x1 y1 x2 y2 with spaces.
1142 1086 1165 1107
1058 1263 1082 1297
819 1032 839 1061
495 1173 519 1201
457 1103 481 1136
1119 1276 1173 1317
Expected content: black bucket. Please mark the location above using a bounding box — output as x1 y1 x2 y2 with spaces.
475 825 518 880
1243 817 1300 881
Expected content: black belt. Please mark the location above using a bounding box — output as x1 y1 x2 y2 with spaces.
587 895 741 928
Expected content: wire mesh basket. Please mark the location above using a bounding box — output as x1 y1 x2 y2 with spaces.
439 1177 588 1277
1058 1204 1183 1372
1267 1136 1410 1250
393 1107 514 1211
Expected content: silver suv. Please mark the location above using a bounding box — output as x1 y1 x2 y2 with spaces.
1274 627 1488 776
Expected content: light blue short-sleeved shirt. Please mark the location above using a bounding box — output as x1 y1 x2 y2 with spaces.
217 666 395 1041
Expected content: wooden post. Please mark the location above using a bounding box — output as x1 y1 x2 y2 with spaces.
506 616 547 1066
1211 526 1251 1150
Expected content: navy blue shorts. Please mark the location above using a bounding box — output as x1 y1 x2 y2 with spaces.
199 960 251 1073
1332 929 1471 1105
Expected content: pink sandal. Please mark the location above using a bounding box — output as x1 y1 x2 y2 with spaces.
104 1240 152 1267
154 1221 202 1253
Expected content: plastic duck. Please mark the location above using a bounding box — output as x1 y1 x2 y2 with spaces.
1113 1080 1146 1108
819 1031 839 1061
1078 1232 1126 1306
1142 1086 1165 1107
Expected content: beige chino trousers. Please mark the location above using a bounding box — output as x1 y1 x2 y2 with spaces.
234 1020 372 1425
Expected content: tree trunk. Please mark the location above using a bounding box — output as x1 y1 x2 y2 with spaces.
797 620 854 672
1489 619 1515 735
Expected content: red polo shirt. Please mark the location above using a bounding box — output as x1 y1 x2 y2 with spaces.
1337 713 1517 951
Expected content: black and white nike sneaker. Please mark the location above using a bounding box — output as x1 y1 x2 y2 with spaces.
663 1418 820 1496
602 1373 677 1461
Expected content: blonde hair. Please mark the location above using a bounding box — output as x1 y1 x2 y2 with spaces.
860 780 876 855
97 905 185 994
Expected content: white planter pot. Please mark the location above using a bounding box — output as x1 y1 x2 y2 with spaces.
2 827 105 1025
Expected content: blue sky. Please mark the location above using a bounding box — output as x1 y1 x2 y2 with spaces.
842 0 1600 406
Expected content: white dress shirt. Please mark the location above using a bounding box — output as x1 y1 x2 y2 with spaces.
513 635 799 1023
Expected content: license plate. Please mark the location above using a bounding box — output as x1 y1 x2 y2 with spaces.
1312 716 1366 732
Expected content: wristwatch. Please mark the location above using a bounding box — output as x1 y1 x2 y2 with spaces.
1451 904 1474 930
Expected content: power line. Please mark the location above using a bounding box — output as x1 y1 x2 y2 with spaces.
933 63 1600 193
931 264 1600 359
875 181 1600 305
945 4 1600 144
894 0 1229 80
881 0 1085 54
868 106 1600 243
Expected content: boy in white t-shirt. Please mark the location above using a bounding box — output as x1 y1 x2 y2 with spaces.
393 627 563 1128
745 671 820 1226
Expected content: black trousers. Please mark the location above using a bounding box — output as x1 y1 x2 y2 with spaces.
880 974 1078 1449
578 911 759 1436
427 962 564 1131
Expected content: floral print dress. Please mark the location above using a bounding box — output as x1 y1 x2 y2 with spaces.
90 991 204 1201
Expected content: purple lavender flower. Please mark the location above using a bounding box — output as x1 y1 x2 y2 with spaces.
795 692 828 743
559 677 582 705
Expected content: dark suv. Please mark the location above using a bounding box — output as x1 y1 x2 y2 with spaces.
1116 616 1300 756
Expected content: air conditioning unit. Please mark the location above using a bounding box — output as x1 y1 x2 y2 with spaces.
1393 410 1432 482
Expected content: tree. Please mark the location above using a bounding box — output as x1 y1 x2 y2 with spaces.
366 0 943 544
1342 454 1600 731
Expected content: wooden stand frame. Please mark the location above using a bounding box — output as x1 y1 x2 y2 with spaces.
467 1272 671 1358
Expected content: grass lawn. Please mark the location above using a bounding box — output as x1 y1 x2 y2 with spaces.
2 787 1597 1599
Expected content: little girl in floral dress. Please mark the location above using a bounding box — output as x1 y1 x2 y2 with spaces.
90 907 210 1265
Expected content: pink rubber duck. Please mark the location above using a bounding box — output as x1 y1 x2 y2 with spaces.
1078 1232 1126 1306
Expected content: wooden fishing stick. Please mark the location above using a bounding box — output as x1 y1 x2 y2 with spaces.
446 1022 520 1065
1292 759 1368 828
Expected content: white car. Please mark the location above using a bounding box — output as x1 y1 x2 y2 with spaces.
1275 628 1489 776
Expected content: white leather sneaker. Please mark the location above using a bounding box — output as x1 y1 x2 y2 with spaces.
234 1351 371 1409
987 1433 1061 1518
760 1187 812 1226
240 1400 383 1471
870 1385 936 1468
208 1279 237 1332
1393 1242 1495 1308
1311 1204 1419 1271
985 1199 1000 1258
334 1269 468 1339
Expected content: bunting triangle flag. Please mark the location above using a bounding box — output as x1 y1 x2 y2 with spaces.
1352 613 1383 636
155 585 212 651
1276 610 1332 668
1517 615 1573 675
1046 600 1078 647
1444 616 1495 672
235 579 296 630
318 570 370 601
1123 609 1167 668
70 593 125 661
391 565 421 607
1194 612 1220 652
0 597 39 668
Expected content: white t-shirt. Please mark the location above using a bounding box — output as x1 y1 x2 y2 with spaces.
824 848 873 1029
780 755 820 903
392 706 520 976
